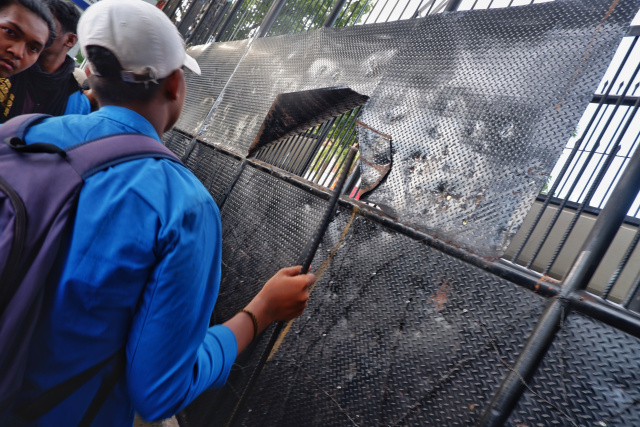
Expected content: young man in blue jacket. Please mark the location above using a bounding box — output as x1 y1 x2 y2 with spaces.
6 0 315 425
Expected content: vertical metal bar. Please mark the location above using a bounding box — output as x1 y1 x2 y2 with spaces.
256 0 288 38
177 0 204 36
479 129 640 426
444 0 463 12
319 116 359 187
288 127 322 174
542 70 640 273
296 119 336 176
282 132 309 171
603 227 640 299
186 1 223 44
163 0 184 21
324 0 348 27
309 112 354 182
194 1 232 45
512 37 638 262
215 0 247 42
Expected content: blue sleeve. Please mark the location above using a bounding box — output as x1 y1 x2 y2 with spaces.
63 90 91 115
121 161 238 420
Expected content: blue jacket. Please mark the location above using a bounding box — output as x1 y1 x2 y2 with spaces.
16 106 237 426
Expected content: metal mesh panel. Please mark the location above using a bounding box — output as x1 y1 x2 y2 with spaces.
183 141 243 206
175 40 252 136
229 208 547 426
358 0 640 258
180 164 329 426
162 129 192 159
509 312 640 426
196 20 415 154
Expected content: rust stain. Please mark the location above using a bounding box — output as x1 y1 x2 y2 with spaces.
431 281 451 312
355 120 392 139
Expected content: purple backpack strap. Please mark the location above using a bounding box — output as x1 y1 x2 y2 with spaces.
65 133 183 179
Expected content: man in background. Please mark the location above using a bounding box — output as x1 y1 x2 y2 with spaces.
0 0 54 117
2 0 89 121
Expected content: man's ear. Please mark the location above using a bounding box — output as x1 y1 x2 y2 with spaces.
64 33 78 49
164 68 183 101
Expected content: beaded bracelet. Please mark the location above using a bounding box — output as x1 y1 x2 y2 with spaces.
240 309 258 341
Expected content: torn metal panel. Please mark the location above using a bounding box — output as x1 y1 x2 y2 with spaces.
176 0 639 258
356 121 392 196
358 0 640 258
248 87 369 157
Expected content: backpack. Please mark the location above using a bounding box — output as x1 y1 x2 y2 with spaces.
0 114 182 424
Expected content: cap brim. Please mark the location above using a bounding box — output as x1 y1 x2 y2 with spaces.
183 54 201 76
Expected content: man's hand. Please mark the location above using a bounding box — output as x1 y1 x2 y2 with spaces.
224 266 316 354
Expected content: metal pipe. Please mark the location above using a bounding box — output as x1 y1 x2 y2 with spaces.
324 0 348 27
214 0 246 42
444 0 463 12
256 0 288 38
479 123 640 426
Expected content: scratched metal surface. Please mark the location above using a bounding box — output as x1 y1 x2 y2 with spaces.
357 0 639 258
508 312 640 426
174 0 639 258
220 208 546 426
162 129 192 159
193 20 414 154
174 39 251 137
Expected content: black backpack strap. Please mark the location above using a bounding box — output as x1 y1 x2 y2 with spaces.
14 346 125 425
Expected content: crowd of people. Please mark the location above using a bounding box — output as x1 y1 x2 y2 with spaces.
0 0 315 425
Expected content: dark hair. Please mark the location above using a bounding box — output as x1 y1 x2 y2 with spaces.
0 0 56 47
86 46 163 104
42 0 80 34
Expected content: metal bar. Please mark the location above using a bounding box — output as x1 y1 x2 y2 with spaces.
309 112 354 182
603 226 640 299
224 148 359 427
282 132 309 172
543 74 640 273
444 0 463 12
292 124 330 176
177 0 204 36
324 0 348 27
163 0 184 21
512 37 638 262
479 116 640 426
256 0 288 38
319 120 359 187
296 118 337 177
194 1 232 45
286 128 319 174
185 1 224 44
214 0 247 42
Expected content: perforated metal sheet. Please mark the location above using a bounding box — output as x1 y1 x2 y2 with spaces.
225 208 546 426
176 0 638 258
175 40 251 135
193 21 413 153
508 312 640 426
358 0 640 258
182 142 242 206
180 164 330 426
162 129 192 159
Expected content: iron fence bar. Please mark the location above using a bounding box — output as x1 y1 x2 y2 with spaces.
319 119 359 187
188 1 231 45
274 0 301 36
625 274 640 310
227 0 266 42
214 0 247 42
343 158 361 194
163 0 184 21
384 0 402 22
297 117 338 177
294 121 335 176
268 135 294 166
342 0 366 26
264 136 288 164
288 127 324 174
362 0 378 24
324 0 348 26
256 0 288 38
177 0 204 36
307 0 332 31
308 111 355 182
398 0 414 20
289 0 325 34
410 0 431 18
185 1 223 44
276 135 301 169
511 36 638 263
444 0 463 12
353 0 371 25
542 70 640 273
479 119 640 426
603 226 640 299
282 132 311 171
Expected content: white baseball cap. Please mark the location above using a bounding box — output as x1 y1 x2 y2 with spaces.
78 0 201 82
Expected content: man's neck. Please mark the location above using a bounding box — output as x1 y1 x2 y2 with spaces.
38 51 67 74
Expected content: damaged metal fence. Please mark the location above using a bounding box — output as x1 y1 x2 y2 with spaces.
161 0 640 425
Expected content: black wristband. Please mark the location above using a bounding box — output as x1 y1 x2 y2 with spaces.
240 309 258 341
